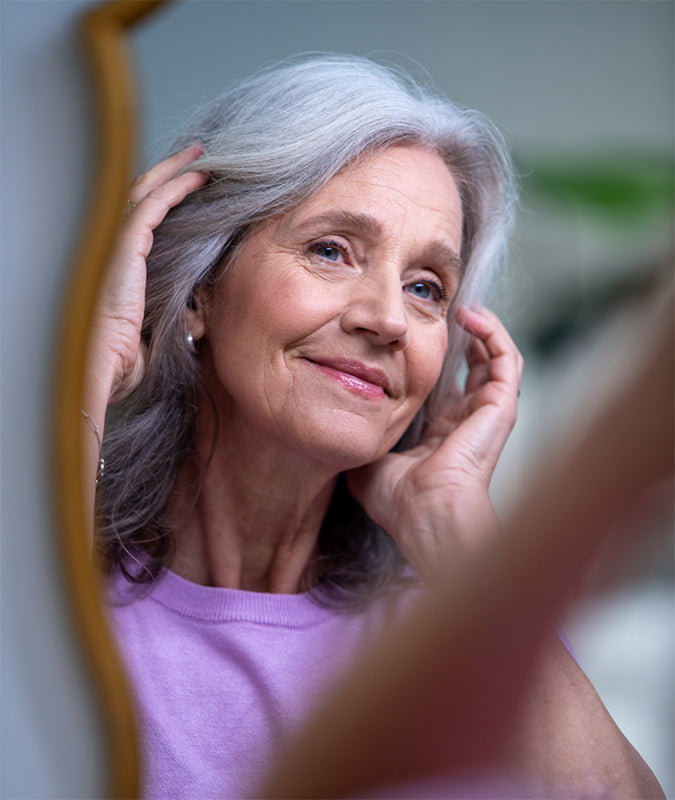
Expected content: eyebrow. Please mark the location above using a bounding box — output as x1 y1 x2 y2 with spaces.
290 210 464 274
291 210 385 240
421 241 465 278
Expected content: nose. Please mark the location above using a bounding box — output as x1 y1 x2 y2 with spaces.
341 272 409 349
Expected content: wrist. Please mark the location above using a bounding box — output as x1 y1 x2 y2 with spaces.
391 495 500 581
400 492 499 549
85 324 144 409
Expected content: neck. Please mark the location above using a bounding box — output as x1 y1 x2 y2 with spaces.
168 402 339 594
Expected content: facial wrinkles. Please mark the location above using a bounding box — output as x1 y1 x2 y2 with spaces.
284 154 456 397
201 145 463 469
374 162 456 415
344 157 460 242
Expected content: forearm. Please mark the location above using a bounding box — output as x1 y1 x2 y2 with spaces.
506 635 664 799
391 501 665 799
81 347 112 540
81 335 120 543
263 292 671 800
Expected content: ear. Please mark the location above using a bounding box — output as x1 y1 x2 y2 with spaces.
185 287 207 341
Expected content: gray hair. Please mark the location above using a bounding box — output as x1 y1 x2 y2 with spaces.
99 54 517 603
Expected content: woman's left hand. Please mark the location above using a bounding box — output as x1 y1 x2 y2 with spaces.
347 306 524 579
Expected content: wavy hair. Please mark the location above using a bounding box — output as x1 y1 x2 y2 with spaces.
98 54 517 605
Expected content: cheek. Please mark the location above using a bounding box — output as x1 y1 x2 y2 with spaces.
269 276 344 335
213 274 290 347
409 326 448 396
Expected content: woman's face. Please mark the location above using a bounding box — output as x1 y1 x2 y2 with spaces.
197 144 463 470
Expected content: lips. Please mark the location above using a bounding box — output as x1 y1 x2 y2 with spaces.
306 357 393 398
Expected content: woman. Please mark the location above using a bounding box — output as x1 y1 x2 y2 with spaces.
86 56 662 798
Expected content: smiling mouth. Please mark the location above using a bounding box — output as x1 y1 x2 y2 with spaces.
305 358 391 399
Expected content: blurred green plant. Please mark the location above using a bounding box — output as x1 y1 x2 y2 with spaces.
513 152 673 356
519 153 674 222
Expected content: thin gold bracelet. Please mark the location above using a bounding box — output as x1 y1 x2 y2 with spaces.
81 410 105 486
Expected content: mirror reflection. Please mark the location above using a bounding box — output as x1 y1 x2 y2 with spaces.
85 3 672 796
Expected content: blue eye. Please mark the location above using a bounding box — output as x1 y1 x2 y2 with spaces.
310 240 347 262
315 245 341 261
407 281 442 301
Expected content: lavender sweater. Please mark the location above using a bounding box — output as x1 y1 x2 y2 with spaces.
107 568 417 799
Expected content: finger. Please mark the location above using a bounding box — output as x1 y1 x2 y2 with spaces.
129 169 209 229
454 311 523 413
457 306 524 381
456 306 514 357
113 169 210 270
465 333 490 369
127 142 205 205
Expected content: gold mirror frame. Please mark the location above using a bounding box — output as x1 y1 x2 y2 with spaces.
52 1 166 796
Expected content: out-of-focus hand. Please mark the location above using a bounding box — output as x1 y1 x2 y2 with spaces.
348 306 523 578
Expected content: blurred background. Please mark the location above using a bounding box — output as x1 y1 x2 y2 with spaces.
2 1 672 796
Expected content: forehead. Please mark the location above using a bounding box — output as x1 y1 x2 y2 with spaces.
278 144 463 253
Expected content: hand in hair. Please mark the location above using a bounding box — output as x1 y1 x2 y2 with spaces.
347 305 523 581
82 145 208 540
87 144 208 408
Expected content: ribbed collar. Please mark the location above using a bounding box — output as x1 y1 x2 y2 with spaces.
118 567 332 628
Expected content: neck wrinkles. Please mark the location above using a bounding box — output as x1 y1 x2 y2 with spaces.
168 398 339 594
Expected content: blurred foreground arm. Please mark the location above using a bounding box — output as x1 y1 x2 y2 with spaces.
262 289 672 799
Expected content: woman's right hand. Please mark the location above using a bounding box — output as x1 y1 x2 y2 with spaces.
89 143 209 405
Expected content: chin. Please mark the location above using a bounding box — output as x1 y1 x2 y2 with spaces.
289 413 403 472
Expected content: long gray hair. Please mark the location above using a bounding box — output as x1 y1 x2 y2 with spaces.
99 54 517 604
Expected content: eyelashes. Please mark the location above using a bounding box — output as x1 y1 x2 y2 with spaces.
406 279 446 303
308 239 350 263
307 239 449 305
